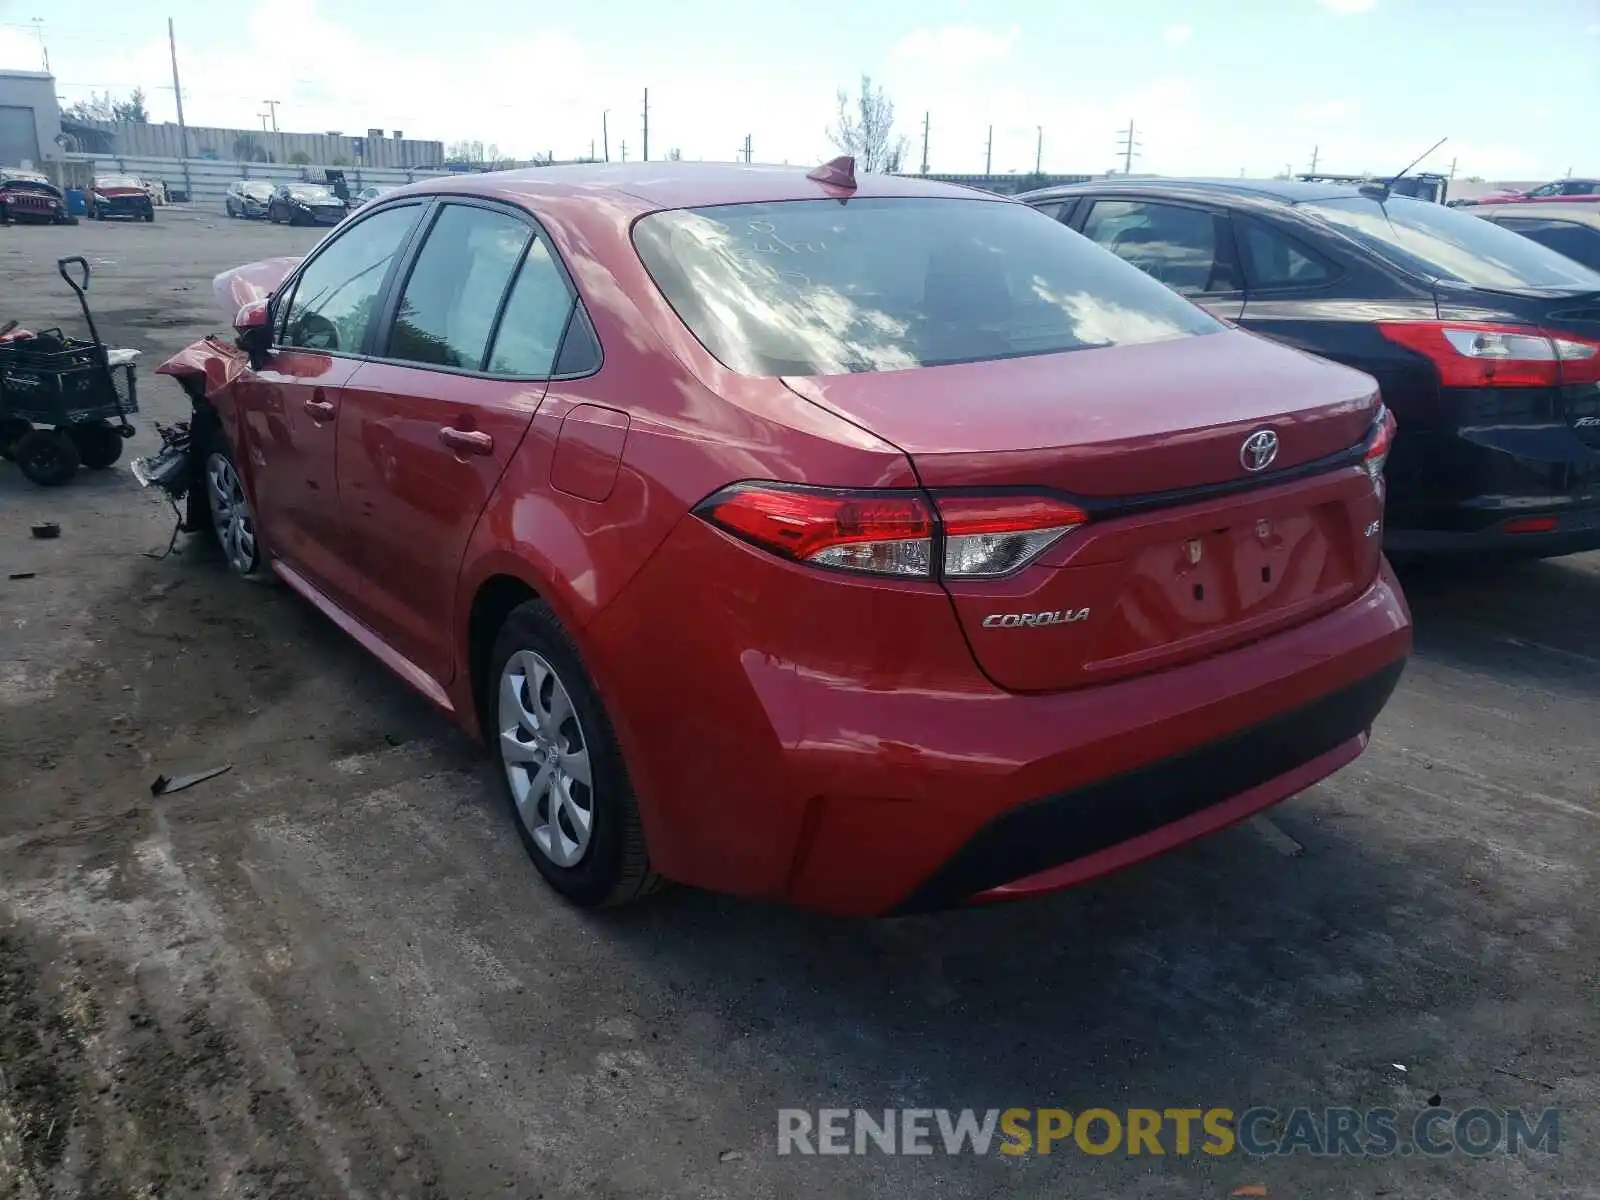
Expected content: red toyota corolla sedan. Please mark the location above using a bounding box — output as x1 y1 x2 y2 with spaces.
156 160 1411 916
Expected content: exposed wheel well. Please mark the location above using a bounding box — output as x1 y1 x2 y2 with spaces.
467 574 540 736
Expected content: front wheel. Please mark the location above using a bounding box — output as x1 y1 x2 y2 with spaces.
69 421 124 469
203 441 268 580
489 601 660 907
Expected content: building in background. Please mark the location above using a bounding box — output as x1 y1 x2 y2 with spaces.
0 70 65 170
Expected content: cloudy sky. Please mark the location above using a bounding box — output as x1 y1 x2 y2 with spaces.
2 0 1596 178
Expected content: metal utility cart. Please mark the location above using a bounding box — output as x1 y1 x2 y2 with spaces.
0 256 139 486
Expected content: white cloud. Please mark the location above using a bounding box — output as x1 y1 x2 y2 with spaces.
1164 24 1194 45
1295 99 1359 121
891 24 1021 66
1318 0 1377 13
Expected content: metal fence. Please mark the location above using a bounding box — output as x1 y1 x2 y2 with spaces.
64 153 452 210
64 118 442 169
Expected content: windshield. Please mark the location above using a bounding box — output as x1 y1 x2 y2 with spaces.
290 186 336 202
241 182 274 199
633 197 1220 377
1303 195 1600 292
95 175 141 189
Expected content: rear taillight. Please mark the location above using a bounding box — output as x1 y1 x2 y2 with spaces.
1363 405 1397 494
1377 321 1600 388
695 484 1085 579
934 494 1087 577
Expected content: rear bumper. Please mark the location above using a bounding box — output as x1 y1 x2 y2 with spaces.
591 515 1412 915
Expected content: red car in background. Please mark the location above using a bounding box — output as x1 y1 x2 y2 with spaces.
86 174 156 221
155 161 1411 916
1467 178 1600 205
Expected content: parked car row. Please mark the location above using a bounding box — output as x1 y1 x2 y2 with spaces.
1018 177 1600 558
224 179 397 223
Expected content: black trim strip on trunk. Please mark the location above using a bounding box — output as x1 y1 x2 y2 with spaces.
893 658 1406 914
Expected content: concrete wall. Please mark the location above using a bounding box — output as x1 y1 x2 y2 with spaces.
0 70 64 169
66 118 443 169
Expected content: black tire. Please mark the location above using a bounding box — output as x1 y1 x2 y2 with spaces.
0 417 31 461
69 421 124 469
14 429 80 486
143 209 154 223
200 436 270 581
488 600 660 908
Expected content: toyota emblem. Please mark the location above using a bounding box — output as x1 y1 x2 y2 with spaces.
1240 429 1279 473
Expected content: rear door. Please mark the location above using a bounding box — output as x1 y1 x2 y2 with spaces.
236 202 425 608
338 199 580 684
1075 197 1246 320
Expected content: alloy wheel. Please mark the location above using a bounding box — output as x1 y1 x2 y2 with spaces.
205 452 258 574
498 649 595 868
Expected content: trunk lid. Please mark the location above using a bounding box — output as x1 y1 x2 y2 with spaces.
784 329 1386 691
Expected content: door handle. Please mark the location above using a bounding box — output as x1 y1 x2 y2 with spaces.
303 396 336 420
439 427 494 455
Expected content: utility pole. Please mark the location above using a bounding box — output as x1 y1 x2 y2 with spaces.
921 111 930 175
29 18 48 73
641 87 649 162
1116 119 1140 175
602 110 610 162
1309 145 1319 174
984 125 993 175
167 19 192 199
1448 156 1457 181
262 99 280 133
1035 125 1043 175
743 134 752 164
258 113 269 132
620 139 628 163
590 139 595 161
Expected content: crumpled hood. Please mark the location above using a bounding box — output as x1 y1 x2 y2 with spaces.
211 257 302 323
94 186 146 198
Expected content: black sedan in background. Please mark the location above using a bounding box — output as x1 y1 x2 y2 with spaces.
225 180 276 219
1020 178 1600 559
1471 204 1600 273
265 183 346 226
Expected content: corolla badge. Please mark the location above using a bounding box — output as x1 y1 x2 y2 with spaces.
982 609 1090 628
1240 429 1279 473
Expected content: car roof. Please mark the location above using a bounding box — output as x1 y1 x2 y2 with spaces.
397 161 1004 214
1472 203 1600 227
1017 176 1373 207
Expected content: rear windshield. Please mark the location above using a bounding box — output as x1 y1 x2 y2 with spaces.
1303 195 1600 292
96 176 141 189
633 197 1221 376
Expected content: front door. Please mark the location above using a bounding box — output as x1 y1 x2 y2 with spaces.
238 202 425 607
339 201 581 684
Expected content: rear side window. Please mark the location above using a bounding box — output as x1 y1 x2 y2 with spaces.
486 238 577 375
387 204 531 370
632 197 1219 377
1081 200 1238 294
280 205 421 353
1237 218 1334 288
1303 195 1600 291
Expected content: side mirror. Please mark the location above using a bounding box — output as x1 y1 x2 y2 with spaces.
234 299 271 360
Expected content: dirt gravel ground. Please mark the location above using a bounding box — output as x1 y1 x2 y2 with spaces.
2 210 1598 1199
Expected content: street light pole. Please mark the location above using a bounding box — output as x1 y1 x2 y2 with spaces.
602 110 610 162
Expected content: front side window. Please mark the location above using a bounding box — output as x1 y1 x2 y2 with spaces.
280 205 421 353
386 204 532 370
1303 195 1600 291
1081 200 1236 294
633 197 1219 377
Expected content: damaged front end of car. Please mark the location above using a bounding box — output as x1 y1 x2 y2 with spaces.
131 256 300 533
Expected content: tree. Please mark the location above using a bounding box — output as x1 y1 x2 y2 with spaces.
287 151 312 165
112 88 149 123
828 75 907 173
667 147 682 161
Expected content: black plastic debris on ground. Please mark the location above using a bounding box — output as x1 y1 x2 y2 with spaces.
150 764 232 797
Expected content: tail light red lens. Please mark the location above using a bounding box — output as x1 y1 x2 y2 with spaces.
1363 405 1397 493
695 485 1086 579
1377 321 1600 388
